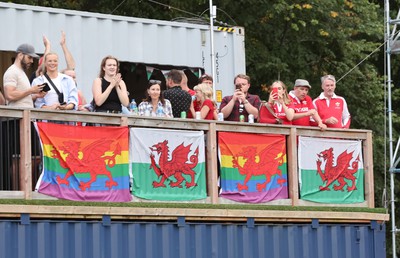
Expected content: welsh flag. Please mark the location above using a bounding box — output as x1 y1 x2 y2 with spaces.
35 122 131 202
130 128 206 201
298 136 364 203
218 132 288 203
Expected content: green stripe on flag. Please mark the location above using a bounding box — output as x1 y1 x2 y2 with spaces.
300 169 365 204
221 164 287 181
44 156 129 178
132 162 207 201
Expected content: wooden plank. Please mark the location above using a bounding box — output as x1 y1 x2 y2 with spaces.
216 122 292 135
20 110 32 199
206 123 219 204
0 106 24 118
288 127 299 206
296 127 369 139
364 131 375 208
0 205 389 222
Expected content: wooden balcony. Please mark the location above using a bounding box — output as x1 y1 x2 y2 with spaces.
0 106 388 223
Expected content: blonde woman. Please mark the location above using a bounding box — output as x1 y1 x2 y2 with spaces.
32 52 78 110
258 80 294 124
190 83 217 120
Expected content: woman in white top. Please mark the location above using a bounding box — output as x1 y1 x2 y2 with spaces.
32 52 78 110
138 80 173 117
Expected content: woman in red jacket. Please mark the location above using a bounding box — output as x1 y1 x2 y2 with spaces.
190 83 217 120
258 80 294 125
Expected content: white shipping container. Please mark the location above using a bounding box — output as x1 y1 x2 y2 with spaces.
0 2 246 103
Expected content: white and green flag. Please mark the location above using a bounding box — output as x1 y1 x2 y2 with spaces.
298 136 364 203
130 128 206 201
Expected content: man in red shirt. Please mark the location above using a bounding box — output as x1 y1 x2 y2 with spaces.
289 79 326 129
313 74 350 129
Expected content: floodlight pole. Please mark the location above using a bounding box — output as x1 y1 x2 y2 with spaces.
385 0 397 257
209 0 216 98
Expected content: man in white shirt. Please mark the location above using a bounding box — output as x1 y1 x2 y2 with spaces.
3 44 45 108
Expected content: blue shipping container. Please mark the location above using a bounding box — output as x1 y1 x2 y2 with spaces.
0 218 385 258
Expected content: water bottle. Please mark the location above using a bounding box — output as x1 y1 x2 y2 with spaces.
145 106 152 116
156 105 164 117
130 99 138 115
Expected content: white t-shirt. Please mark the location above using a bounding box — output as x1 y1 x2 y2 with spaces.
43 74 64 105
3 64 33 108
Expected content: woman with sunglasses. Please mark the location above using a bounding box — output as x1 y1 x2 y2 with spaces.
190 83 217 120
138 80 173 117
258 80 294 125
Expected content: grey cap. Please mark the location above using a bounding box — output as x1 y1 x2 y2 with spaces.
294 79 311 88
16 44 39 58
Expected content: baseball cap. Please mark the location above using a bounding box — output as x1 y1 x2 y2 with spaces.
16 44 39 58
294 79 311 88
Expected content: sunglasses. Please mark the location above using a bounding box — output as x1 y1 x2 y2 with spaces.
149 79 161 85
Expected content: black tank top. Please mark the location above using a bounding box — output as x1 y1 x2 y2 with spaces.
95 77 121 112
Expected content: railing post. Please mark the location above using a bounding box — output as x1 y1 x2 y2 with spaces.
287 127 299 206
207 122 218 204
20 110 32 199
364 131 374 208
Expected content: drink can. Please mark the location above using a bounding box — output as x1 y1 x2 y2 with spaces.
217 112 224 121
248 114 254 123
239 115 245 122
195 111 201 120
180 111 187 118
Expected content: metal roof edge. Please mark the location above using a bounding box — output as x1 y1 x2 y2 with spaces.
0 2 244 31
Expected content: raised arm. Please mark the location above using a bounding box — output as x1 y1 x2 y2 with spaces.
60 31 76 70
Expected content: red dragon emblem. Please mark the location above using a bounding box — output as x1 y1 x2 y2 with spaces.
149 140 199 188
232 144 286 192
316 147 360 191
51 140 122 191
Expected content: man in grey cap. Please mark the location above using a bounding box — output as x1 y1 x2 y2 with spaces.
288 79 326 129
3 43 45 107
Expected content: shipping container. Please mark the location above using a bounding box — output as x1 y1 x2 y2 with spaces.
0 2 246 103
0 217 386 258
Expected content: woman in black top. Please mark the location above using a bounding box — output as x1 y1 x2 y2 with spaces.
92 55 129 113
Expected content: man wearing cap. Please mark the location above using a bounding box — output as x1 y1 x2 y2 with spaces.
313 75 351 129
3 43 45 107
220 74 260 122
289 79 326 129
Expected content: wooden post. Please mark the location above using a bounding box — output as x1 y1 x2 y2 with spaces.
287 127 299 206
20 110 32 199
364 131 374 208
206 123 218 204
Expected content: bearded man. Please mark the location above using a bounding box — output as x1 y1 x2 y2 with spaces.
3 44 45 107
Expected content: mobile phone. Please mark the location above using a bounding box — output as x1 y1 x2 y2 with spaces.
271 87 278 99
41 82 51 92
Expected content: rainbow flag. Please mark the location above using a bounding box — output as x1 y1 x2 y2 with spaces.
131 128 206 201
35 122 131 202
218 132 288 203
298 136 364 203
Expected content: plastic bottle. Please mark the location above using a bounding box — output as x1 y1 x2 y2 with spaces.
130 99 138 115
144 106 151 116
156 106 164 117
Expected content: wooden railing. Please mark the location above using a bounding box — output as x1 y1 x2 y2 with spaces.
0 106 374 208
